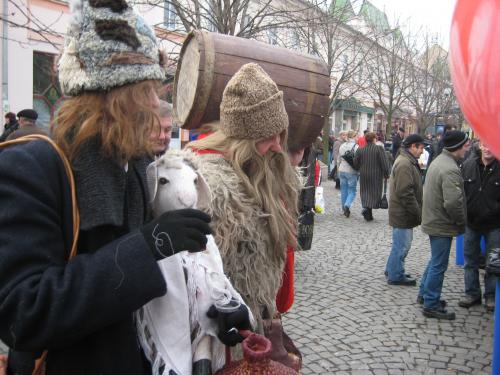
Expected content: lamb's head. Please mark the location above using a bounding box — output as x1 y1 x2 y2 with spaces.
147 149 211 217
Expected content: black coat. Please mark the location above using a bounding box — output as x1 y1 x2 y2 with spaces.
0 140 166 375
0 121 19 142
462 152 500 232
354 143 391 209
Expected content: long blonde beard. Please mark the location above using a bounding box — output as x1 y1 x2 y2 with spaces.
189 131 299 329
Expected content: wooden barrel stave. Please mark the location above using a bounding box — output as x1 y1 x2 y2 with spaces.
213 54 330 95
185 73 329 131
211 33 329 76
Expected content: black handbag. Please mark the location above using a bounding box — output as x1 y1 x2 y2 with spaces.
297 209 314 250
378 179 388 209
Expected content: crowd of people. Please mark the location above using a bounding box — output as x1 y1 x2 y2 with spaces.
328 124 499 321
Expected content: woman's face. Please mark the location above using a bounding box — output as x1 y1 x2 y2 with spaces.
4 117 10 125
255 133 282 156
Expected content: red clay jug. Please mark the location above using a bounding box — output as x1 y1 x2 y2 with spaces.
215 332 298 375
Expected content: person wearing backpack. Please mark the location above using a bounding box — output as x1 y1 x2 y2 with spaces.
338 130 359 218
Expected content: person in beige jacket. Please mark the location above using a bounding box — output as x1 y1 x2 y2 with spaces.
418 130 470 320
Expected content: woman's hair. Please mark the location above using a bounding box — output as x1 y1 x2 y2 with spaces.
365 132 376 143
4 112 16 122
53 80 161 162
188 124 299 251
347 130 357 139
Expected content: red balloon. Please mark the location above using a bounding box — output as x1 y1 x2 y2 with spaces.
450 0 500 158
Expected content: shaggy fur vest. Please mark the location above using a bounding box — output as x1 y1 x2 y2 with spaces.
198 154 285 332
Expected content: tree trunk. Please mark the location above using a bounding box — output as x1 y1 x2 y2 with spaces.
385 111 393 135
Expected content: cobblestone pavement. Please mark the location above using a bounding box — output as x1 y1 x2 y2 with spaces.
1 171 495 375
283 173 494 375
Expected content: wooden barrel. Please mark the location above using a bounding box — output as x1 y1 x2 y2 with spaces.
173 30 331 151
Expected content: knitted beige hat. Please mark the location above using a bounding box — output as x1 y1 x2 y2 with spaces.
220 63 288 140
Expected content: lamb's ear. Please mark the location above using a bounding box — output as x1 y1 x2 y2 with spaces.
195 171 211 210
146 161 159 204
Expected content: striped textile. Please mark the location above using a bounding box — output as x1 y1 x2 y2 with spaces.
354 143 391 208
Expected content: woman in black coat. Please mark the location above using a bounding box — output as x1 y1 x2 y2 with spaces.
0 2 226 374
354 132 391 221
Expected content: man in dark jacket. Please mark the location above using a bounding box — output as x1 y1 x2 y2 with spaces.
0 112 19 142
391 127 405 159
459 141 500 312
419 130 470 320
385 134 425 286
6 109 46 140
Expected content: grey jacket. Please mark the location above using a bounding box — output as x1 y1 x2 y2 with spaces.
389 149 423 229
422 149 466 236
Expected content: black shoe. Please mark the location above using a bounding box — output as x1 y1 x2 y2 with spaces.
343 206 350 218
458 295 482 308
485 296 495 312
362 209 371 221
387 277 417 286
385 271 411 279
423 307 456 320
416 295 447 307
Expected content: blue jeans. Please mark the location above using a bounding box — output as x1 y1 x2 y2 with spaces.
464 226 500 299
419 236 453 309
339 172 358 209
386 228 413 281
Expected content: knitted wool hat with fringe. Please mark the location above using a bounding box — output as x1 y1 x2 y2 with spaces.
58 0 166 96
220 63 288 140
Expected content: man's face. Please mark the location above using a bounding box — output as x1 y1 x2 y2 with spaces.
151 116 173 155
255 133 282 156
457 140 471 159
289 148 305 167
409 144 425 159
18 117 32 127
480 142 496 163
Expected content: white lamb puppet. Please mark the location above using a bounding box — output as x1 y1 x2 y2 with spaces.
136 149 253 375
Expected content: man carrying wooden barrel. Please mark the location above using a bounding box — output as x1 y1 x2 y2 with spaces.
188 63 301 371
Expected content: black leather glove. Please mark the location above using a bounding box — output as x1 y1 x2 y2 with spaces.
141 209 212 260
207 301 251 346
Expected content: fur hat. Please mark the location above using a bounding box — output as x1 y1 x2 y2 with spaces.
220 63 288 140
443 130 469 151
58 0 166 96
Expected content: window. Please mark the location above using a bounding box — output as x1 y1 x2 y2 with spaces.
268 27 277 45
33 51 65 130
291 30 300 49
164 1 177 30
367 113 373 131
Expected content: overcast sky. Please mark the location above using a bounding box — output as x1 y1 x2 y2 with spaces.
352 0 457 49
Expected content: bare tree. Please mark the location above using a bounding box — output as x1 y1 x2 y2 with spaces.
1 0 64 49
366 26 415 135
137 0 316 41
288 0 379 161
405 35 456 135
